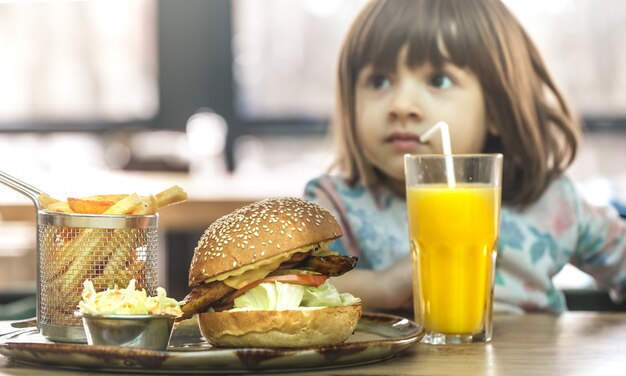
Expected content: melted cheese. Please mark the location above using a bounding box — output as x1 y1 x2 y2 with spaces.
204 241 334 289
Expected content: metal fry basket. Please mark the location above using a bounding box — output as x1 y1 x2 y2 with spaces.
1 172 158 343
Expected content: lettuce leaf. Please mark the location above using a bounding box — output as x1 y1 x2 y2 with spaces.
231 279 360 311
233 281 304 310
301 280 360 307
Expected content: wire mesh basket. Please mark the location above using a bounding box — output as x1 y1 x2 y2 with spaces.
1 171 158 343
38 212 158 342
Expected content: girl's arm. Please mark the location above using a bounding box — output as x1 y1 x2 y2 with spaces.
331 256 414 310
567 178 626 302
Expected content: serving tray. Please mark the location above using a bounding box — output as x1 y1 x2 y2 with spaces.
0 312 423 374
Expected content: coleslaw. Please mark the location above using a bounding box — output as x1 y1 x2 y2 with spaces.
78 279 182 317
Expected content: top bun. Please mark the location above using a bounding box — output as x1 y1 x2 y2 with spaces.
188 197 342 287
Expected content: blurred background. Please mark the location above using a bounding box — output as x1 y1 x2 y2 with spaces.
0 0 625 318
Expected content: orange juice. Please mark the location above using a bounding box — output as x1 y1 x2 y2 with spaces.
407 184 500 335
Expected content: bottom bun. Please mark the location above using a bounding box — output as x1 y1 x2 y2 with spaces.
197 304 362 348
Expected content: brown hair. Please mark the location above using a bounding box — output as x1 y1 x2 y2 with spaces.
332 0 580 208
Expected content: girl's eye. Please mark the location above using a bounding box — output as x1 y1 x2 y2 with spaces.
429 73 454 89
367 73 391 90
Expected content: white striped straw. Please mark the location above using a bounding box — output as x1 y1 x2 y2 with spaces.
420 121 456 187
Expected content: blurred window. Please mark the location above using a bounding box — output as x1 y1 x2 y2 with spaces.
0 0 157 124
503 0 626 120
232 0 366 121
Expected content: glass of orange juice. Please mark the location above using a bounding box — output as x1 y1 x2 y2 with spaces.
404 154 502 344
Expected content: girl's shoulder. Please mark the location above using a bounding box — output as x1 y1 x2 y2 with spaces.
500 176 575 232
304 174 366 200
542 175 580 203
510 175 581 213
304 173 402 212
305 173 349 189
501 175 603 237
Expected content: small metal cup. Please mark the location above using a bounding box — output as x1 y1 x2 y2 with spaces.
77 313 175 350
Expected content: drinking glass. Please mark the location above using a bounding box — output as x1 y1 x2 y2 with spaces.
404 154 503 344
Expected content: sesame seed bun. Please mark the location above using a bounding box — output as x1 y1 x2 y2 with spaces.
197 304 362 347
188 197 343 288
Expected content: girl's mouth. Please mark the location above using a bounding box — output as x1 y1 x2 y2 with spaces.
386 132 424 152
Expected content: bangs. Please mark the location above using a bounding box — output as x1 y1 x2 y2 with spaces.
351 0 483 74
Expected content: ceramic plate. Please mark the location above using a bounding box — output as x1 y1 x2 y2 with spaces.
0 312 423 374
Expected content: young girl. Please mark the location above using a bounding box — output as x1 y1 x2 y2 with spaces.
304 0 626 313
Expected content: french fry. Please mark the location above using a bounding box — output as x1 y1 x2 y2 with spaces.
38 193 61 209
132 194 158 215
44 186 186 214
92 263 144 291
51 230 121 309
155 185 188 209
58 227 80 244
82 194 128 202
103 192 143 215
100 239 128 278
93 233 144 290
126 259 147 288
45 227 112 281
46 201 73 213
68 197 116 214
41 228 79 280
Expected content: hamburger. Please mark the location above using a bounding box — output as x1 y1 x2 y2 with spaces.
181 197 362 347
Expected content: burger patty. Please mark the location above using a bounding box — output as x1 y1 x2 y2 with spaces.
297 255 358 276
180 281 234 320
275 250 313 269
180 253 358 319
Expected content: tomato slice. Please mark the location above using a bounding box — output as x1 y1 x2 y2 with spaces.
225 274 329 305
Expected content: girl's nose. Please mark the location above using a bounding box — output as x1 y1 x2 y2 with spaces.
388 90 423 122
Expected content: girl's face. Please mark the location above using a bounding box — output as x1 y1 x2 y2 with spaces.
355 45 490 181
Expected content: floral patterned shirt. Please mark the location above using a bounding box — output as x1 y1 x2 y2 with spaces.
304 174 626 313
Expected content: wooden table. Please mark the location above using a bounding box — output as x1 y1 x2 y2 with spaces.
1 312 625 375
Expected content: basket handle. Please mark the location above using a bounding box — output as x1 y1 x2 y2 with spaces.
0 171 44 211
